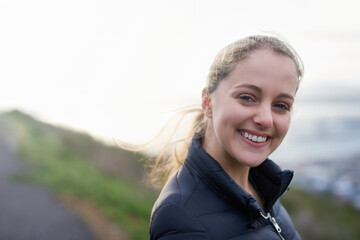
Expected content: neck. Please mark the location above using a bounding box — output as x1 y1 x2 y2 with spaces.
220 160 264 210
202 133 251 191
218 156 252 192
201 135 265 210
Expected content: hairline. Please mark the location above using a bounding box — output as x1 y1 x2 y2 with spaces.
208 46 300 94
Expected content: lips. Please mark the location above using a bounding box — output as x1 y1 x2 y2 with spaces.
239 131 269 143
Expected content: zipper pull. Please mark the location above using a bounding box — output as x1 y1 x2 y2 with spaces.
260 211 285 240
270 216 282 235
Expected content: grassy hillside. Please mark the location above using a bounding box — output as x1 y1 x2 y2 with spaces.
281 188 360 240
1 110 359 240
0 110 156 240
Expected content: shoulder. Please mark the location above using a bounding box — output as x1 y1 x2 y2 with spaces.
150 167 210 239
152 165 200 210
150 203 209 240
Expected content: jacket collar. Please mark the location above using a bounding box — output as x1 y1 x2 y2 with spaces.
184 135 294 215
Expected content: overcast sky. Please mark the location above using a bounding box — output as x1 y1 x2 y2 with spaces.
1 0 359 143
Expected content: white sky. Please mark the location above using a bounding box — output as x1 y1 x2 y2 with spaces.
1 0 360 143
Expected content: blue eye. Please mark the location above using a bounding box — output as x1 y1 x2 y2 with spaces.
274 103 290 111
238 95 255 102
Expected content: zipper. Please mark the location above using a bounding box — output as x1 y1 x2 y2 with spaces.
260 211 285 240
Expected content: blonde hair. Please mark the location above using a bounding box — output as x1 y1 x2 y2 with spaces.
130 35 304 188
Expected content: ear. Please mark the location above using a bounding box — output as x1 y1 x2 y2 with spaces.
202 88 212 118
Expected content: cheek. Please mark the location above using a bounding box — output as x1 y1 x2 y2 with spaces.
213 104 244 128
276 115 291 138
212 100 232 121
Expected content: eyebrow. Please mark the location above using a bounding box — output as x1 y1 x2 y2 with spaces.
235 84 295 101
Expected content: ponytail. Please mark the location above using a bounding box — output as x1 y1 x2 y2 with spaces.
119 107 205 189
148 107 205 188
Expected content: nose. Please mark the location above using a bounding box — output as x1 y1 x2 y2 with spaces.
253 105 273 128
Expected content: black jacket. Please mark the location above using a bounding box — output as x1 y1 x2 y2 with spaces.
150 136 301 240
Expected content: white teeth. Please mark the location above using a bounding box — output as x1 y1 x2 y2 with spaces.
241 132 267 143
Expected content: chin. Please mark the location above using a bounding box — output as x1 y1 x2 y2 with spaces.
236 153 268 168
247 160 266 168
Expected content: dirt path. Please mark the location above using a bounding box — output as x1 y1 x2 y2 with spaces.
60 195 131 240
0 118 100 240
0 120 132 240
0 139 97 239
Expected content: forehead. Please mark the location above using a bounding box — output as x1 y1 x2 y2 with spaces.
239 48 297 75
219 49 298 94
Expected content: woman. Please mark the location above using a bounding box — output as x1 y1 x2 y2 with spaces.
149 35 303 240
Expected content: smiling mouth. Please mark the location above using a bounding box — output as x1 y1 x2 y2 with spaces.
240 131 269 143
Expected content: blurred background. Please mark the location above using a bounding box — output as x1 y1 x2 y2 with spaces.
0 0 360 239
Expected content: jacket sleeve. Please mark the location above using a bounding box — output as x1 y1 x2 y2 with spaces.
150 203 210 240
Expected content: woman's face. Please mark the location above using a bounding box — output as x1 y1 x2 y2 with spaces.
202 49 298 170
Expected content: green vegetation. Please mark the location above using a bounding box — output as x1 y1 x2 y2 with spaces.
282 188 360 240
1 110 157 240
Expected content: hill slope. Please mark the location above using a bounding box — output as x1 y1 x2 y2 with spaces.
0 110 156 240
